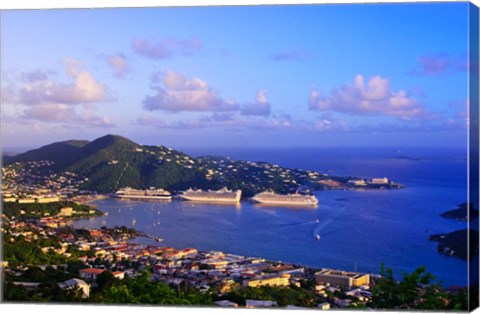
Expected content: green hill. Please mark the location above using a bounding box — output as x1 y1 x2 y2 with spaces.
66 135 204 192
3 134 375 196
4 134 206 193
4 140 90 170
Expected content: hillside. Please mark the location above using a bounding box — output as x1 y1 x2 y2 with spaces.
65 135 203 192
3 135 210 193
3 140 90 170
3 134 378 196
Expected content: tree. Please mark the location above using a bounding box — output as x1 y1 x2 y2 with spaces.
96 271 117 290
370 264 450 310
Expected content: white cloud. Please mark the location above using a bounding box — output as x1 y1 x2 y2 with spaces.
21 103 115 128
240 89 271 116
106 53 129 78
2 59 115 128
11 59 112 106
309 75 428 120
143 70 239 112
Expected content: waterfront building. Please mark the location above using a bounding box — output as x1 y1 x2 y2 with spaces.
347 179 367 186
315 269 370 289
18 198 36 204
36 196 61 203
371 177 389 184
59 207 74 217
243 273 291 288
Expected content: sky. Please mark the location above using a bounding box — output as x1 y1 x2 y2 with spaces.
0 1 476 151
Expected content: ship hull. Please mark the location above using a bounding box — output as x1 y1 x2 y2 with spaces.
114 195 172 200
180 195 240 204
251 199 318 207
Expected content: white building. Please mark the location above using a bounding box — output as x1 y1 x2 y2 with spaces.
58 278 90 298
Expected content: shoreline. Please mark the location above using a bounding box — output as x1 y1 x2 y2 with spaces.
70 191 470 288
70 194 109 206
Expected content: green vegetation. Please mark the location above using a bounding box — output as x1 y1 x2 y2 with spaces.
3 140 89 171
219 285 319 307
2 201 102 219
91 272 214 305
3 234 68 267
370 264 451 310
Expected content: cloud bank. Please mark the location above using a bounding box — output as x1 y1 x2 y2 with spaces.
240 89 271 116
309 75 428 119
2 59 115 128
143 70 271 116
143 70 239 112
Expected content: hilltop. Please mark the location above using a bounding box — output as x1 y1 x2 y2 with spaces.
2 134 396 196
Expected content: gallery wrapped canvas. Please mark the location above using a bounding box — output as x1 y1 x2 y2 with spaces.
0 0 479 312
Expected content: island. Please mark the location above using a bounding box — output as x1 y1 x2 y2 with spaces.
429 229 479 260
440 202 479 221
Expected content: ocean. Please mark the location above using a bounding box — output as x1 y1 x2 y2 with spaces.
73 146 476 287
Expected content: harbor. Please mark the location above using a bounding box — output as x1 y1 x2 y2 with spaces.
74 184 470 288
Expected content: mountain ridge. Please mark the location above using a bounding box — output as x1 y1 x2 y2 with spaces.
3 134 365 196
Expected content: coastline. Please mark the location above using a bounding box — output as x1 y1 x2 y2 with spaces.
70 194 109 206
73 189 470 288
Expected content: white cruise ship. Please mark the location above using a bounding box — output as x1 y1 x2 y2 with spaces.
251 191 318 207
114 187 172 200
180 187 242 204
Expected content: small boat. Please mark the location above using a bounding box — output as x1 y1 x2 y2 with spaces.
316 234 321 240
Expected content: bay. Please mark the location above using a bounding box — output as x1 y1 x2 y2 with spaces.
74 146 474 287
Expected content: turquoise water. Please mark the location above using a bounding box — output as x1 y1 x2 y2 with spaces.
74 147 475 287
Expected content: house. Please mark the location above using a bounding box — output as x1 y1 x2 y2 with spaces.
371 177 389 184
112 271 125 280
243 273 290 288
246 300 278 308
318 302 331 310
58 207 73 217
315 269 370 289
215 300 238 308
79 268 105 281
58 278 90 298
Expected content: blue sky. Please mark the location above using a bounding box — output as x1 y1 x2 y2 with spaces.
0 2 474 150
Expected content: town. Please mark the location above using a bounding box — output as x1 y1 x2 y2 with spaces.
1 197 380 308
0 157 465 310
